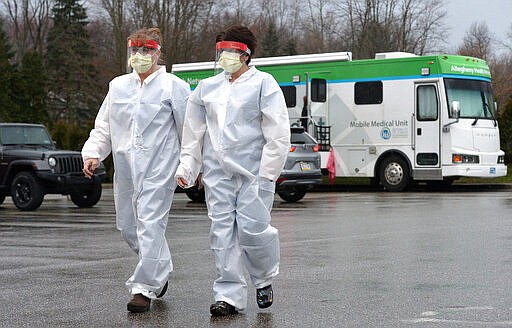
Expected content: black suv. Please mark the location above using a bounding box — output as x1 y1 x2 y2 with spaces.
0 123 106 210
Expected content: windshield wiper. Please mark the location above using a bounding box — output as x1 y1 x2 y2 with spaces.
1 143 52 149
481 91 497 127
25 143 53 149
483 102 497 127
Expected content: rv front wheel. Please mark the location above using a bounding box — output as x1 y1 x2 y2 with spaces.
379 155 411 192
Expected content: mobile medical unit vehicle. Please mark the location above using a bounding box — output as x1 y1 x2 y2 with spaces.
172 51 506 191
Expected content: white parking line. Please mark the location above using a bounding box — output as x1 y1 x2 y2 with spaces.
404 317 512 325
404 306 512 326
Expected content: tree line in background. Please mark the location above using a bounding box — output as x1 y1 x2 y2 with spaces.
0 0 511 164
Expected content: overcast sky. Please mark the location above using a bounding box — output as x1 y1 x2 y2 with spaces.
444 0 512 52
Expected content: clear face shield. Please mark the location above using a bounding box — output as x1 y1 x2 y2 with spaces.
126 39 160 74
214 41 251 75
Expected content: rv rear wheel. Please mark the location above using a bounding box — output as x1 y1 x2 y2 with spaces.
379 155 411 192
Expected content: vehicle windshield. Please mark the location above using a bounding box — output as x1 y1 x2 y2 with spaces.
444 78 496 119
0 126 53 146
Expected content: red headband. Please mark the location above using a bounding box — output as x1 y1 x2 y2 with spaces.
128 39 159 49
216 41 250 54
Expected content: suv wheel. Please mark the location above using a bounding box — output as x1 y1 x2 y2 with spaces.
185 189 205 202
70 182 102 208
11 172 44 211
277 189 307 202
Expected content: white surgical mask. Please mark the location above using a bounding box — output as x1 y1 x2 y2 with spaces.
218 52 243 74
130 52 154 74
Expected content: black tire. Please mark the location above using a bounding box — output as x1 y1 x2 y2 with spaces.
379 155 411 192
70 182 102 208
185 188 205 202
10 171 44 211
277 190 307 202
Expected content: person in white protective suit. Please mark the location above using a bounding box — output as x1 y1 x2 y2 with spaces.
176 25 291 316
81 27 190 313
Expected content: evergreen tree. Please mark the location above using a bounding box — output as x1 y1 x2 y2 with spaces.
283 38 298 56
46 0 98 127
12 52 49 124
0 18 19 122
260 22 280 57
499 99 512 165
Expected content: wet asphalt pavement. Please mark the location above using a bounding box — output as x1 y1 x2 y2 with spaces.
1 184 512 327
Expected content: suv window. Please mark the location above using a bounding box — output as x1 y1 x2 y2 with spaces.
291 129 316 144
0 126 53 145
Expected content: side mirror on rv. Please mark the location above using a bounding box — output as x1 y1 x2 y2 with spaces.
443 101 460 132
494 101 498 113
452 101 460 119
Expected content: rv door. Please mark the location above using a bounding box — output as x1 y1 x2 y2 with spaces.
414 83 441 172
308 75 329 135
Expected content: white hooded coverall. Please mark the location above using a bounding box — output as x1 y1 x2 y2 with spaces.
82 67 190 298
176 66 290 310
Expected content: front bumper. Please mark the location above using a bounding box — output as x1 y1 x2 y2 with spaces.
36 171 107 194
442 164 507 178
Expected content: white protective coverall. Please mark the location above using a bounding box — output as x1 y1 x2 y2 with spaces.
176 66 290 310
82 66 190 299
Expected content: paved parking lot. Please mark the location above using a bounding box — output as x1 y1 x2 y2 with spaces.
1 185 512 327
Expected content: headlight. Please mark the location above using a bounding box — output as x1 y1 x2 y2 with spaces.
498 156 505 164
48 157 57 167
452 154 479 164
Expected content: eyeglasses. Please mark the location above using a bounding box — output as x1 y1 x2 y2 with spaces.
129 46 158 55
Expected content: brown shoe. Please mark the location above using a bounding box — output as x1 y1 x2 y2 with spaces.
127 294 151 313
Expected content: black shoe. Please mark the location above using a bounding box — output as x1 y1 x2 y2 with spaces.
256 285 273 308
127 294 151 313
210 301 238 316
157 281 168 298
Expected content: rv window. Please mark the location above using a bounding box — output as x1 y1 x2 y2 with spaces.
354 81 383 105
311 78 326 102
280 86 297 107
417 85 438 121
